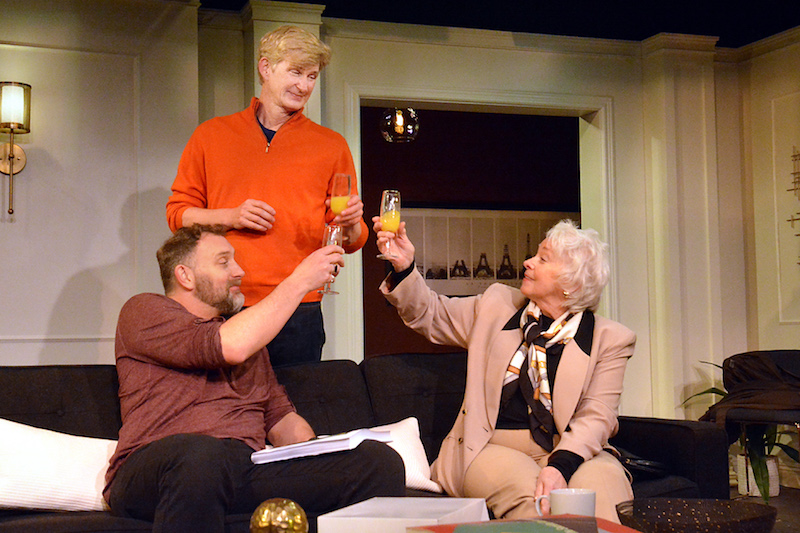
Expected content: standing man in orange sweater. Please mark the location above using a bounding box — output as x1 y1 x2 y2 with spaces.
167 26 367 367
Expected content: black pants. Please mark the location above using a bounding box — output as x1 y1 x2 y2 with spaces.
267 302 325 367
108 434 405 533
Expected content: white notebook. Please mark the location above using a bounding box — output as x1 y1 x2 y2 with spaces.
250 428 392 464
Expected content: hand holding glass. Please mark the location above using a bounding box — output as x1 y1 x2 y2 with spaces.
318 224 343 295
330 173 351 217
377 189 401 259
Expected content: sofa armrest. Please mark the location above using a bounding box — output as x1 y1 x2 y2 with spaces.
610 416 729 499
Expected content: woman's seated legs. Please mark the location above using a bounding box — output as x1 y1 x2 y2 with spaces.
462 430 632 523
462 430 546 520
568 450 632 523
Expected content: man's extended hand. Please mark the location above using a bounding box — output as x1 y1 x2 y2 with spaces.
287 244 345 292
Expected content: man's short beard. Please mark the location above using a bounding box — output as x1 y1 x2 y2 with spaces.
195 276 244 315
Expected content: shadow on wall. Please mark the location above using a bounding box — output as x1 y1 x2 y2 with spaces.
37 187 172 365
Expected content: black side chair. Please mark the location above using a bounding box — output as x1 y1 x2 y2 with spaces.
722 350 800 429
709 350 800 494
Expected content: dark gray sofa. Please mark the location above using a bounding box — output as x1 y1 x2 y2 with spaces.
0 352 729 532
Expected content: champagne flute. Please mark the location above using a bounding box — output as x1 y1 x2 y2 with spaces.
319 224 343 295
330 173 351 218
377 189 401 259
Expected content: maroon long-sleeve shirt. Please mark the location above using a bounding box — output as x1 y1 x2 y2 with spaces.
103 293 295 501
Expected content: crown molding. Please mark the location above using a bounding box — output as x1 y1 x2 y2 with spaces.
642 32 719 56
322 17 641 58
243 0 324 26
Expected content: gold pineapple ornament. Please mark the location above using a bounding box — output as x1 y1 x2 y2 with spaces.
250 498 308 533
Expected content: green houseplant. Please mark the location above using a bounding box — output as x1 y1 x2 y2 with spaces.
683 361 800 503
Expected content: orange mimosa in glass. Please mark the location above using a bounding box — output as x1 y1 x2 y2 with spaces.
377 189 401 259
330 174 351 217
380 209 401 233
331 195 349 215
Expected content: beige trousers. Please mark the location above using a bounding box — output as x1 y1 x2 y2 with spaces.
462 429 633 523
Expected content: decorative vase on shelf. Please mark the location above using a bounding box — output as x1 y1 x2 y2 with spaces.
737 454 780 497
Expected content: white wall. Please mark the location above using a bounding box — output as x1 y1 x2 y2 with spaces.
5 0 797 422
739 30 800 486
0 0 198 364
199 9 248 121
743 32 800 347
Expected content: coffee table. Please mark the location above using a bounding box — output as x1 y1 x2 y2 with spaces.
616 498 776 533
408 515 641 533
317 497 489 533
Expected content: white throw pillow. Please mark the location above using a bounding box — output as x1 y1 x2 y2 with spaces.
0 418 117 511
370 417 443 493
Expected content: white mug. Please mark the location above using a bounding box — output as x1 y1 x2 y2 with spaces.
534 488 596 517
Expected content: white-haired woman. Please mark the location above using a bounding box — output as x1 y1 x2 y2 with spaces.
373 218 635 522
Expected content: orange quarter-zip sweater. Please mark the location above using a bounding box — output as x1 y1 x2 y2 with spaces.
167 98 368 305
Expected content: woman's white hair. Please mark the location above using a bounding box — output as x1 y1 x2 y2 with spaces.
546 219 609 313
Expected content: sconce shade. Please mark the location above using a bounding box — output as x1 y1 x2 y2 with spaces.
380 107 419 142
0 82 32 134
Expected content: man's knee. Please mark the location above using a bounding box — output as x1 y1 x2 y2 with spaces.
350 441 406 495
109 434 235 520
151 435 235 490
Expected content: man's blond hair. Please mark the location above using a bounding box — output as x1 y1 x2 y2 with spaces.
259 25 331 80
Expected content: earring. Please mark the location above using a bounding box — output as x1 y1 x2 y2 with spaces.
562 290 570 299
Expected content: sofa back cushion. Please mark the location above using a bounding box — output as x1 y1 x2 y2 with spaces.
0 365 121 439
274 360 376 436
361 352 467 462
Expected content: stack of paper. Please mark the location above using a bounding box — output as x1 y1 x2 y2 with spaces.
250 428 391 464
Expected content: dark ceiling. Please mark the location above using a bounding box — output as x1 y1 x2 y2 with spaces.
199 0 800 48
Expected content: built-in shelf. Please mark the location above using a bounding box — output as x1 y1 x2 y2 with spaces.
404 208 581 296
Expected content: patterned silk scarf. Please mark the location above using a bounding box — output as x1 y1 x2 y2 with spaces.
502 302 583 450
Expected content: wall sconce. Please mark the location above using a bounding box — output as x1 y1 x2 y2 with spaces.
380 107 419 142
0 82 31 215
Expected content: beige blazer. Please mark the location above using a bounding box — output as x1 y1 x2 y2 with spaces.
382 268 636 497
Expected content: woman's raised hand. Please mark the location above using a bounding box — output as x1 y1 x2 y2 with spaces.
372 216 414 272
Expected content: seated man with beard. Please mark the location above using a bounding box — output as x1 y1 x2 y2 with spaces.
103 224 404 533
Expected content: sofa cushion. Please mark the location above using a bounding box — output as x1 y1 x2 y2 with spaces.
631 475 700 499
371 417 442 493
0 418 115 512
0 365 121 440
361 352 467 462
274 360 376 435
0 511 253 533
0 511 153 532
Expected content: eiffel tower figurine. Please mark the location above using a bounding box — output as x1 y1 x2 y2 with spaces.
450 259 469 278
497 244 516 279
473 252 494 279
